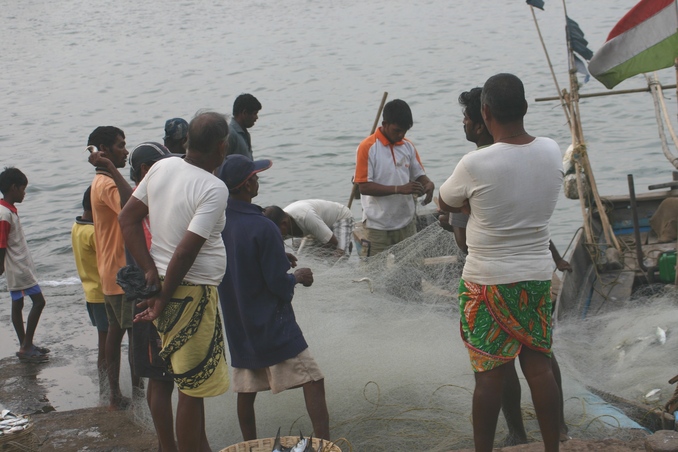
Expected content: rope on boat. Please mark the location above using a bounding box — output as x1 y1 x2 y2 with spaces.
646 74 678 169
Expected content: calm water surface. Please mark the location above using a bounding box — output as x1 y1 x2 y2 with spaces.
2 0 674 284
0 0 676 447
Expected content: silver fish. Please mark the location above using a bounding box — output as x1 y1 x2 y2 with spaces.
645 388 661 402
352 277 374 293
656 327 667 345
271 427 292 452
290 431 309 452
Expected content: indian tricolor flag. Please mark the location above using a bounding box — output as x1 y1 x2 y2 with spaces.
588 0 678 89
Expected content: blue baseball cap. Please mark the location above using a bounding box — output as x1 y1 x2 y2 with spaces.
218 154 272 190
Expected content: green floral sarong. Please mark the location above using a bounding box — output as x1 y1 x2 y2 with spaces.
459 278 552 372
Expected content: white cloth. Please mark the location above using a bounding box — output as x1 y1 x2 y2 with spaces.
133 158 228 286
0 203 38 291
284 199 353 244
439 137 563 285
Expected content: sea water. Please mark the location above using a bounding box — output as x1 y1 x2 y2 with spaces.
0 0 676 449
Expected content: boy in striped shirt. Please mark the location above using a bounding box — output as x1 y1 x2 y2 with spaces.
0 167 49 363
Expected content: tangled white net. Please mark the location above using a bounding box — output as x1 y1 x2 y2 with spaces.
126 221 672 450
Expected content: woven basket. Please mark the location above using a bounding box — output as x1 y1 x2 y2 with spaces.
0 422 38 452
220 436 341 452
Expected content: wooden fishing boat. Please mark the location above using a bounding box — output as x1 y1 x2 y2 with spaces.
534 0 678 432
555 180 678 324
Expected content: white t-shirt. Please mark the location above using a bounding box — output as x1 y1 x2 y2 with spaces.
133 158 228 286
354 129 427 230
284 199 353 244
439 137 564 285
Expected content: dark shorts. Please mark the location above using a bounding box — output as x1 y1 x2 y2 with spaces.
86 302 109 332
132 306 173 381
10 284 42 301
104 294 134 330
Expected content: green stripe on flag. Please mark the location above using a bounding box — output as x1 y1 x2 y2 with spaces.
594 32 678 88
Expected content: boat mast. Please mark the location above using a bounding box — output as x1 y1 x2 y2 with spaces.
561 0 621 254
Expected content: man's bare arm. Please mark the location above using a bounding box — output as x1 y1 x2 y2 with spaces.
119 197 156 281
89 152 133 206
416 175 435 205
358 181 425 197
135 231 207 322
549 240 572 272
0 248 5 275
437 195 464 213
327 235 339 247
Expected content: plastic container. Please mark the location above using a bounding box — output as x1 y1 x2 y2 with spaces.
658 251 677 283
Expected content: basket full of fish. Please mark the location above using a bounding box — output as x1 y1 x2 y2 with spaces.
220 429 341 452
0 410 37 451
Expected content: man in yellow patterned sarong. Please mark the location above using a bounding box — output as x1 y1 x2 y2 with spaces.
120 111 230 451
439 74 564 452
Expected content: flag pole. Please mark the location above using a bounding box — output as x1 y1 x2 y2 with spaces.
529 4 571 127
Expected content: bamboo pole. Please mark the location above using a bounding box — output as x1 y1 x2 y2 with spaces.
347 92 388 209
535 84 677 102
568 70 621 252
562 0 620 253
647 74 678 169
574 160 594 245
529 4 571 127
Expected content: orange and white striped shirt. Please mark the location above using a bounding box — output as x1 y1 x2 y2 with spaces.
354 128 426 230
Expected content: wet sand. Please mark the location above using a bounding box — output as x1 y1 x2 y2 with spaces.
0 353 650 451
0 321 654 452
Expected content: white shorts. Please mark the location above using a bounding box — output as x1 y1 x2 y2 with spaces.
231 348 324 394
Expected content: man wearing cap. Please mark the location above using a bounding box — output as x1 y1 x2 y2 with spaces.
163 118 188 155
119 112 230 451
217 154 330 441
227 94 261 160
87 126 141 410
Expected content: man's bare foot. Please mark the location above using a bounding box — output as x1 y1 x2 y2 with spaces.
109 395 131 411
501 433 529 447
560 427 571 442
16 349 49 364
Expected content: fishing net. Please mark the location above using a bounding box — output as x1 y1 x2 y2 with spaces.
198 221 656 450
60 219 666 450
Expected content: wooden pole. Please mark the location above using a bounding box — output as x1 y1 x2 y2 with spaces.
529 4 571 127
535 84 677 102
647 74 678 168
347 92 388 209
562 0 620 252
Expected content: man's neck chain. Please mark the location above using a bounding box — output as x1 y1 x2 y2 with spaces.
495 131 527 142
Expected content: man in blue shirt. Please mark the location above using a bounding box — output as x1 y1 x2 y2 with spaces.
217 154 330 441
227 94 261 160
